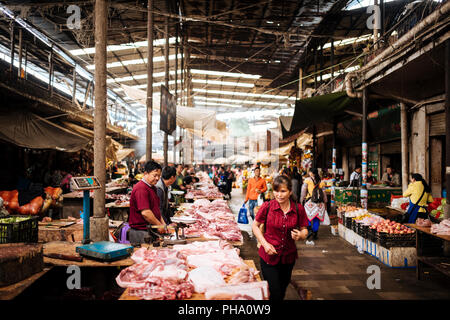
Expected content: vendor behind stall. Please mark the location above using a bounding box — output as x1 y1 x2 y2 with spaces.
366 169 377 185
156 166 177 224
381 166 400 187
128 161 165 244
402 173 433 223
348 166 362 187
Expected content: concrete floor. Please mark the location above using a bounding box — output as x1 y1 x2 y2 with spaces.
228 188 450 300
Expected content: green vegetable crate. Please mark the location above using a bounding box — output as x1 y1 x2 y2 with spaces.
0 215 39 244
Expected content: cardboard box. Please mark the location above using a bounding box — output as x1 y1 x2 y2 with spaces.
375 244 416 268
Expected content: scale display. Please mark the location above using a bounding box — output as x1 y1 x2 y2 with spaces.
71 176 101 191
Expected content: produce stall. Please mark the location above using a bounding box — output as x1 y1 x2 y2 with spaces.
337 205 417 268
334 186 402 208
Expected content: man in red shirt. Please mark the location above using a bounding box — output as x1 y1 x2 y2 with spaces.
128 160 166 244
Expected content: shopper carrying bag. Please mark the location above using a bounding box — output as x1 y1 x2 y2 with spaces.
300 168 329 243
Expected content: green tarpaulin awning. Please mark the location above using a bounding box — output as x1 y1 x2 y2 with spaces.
280 92 361 139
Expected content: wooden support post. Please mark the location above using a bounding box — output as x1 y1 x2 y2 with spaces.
361 88 368 209
146 0 154 163
92 0 108 241
313 47 317 90
24 44 27 79
72 66 77 106
331 121 337 209
10 22 14 75
312 125 317 168
48 47 53 96
320 44 323 83
298 68 303 99
164 15 169 167
174 22 179 165
444 39 450 257
445 39 450 220
400 102 409 192
330 40 334 91
373 0 379 51
18 28 23 78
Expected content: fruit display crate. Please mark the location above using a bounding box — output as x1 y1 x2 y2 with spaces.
0 215 39 244
377 230 416 248
344 216 353 229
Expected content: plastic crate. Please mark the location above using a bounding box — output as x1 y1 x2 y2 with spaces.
0 215 39 244
367 227 378 242
351 219 357 232
378 231 416 248
344 216 353 229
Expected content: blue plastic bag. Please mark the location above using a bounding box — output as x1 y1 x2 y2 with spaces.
238 204 249 224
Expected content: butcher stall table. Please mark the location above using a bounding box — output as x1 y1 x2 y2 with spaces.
119 260 261 300
38 219 83 243
407 224 450 280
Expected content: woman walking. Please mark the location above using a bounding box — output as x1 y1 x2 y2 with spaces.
300 168 328 243
252 175 309 300
403 173 433 223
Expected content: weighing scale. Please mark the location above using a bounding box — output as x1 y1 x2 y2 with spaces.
163 217 197 245
70 176 133 261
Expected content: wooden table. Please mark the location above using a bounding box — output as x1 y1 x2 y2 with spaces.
42 241 153 267
0 267 52 300
119 260 260 300
38 219 83 243
407 224 450 280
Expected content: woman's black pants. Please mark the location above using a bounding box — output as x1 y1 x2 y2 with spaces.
260 257 295 300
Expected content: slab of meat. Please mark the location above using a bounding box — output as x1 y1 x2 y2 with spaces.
172 240 234 256
431 219 450 235
416 218 432 227
227 265 258 285
204 281 269 300
186 249 245 276
129 279 194 300
188 266 226 293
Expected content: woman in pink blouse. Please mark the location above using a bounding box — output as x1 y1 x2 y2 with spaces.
252 175 309 300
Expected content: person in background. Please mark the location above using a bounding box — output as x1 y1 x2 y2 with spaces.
244 167 267 220
225 166 235 199
156 166 177 225
366 168 377 185
381 166 400 187
291 167 303 202
171 164 186 192
403 173 433 223
348 166 362 187
281 168 291 178
60 170 73 193
300 168 328 243
128 161 165 244
252 175 309 300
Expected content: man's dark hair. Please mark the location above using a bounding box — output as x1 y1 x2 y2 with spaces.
161 166 176 180
144 160 162 173
355 165 362 170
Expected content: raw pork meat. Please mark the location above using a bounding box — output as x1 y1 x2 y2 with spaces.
204 281 269 300
188 266 226 293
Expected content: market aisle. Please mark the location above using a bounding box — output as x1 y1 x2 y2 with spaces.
228 187 300 300
291 226 450 300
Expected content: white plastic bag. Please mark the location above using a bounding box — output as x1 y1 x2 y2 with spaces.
257 194 264 206
322 211 331 225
